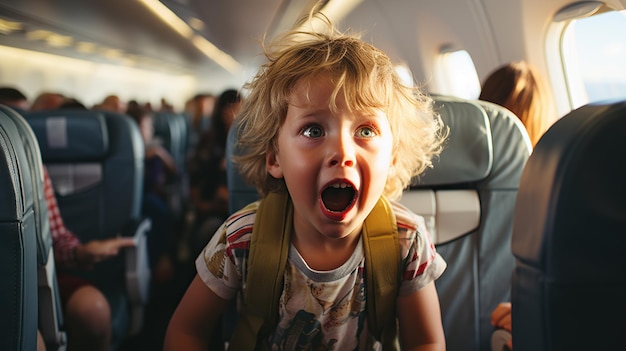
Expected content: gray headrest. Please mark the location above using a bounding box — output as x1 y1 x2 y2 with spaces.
414 96 493 186
25 110 109 161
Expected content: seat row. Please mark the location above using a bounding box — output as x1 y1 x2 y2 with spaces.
0 106 152 351
3 96 625 350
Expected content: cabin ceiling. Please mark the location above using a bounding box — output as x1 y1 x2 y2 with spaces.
0 0 477 91
0 0 320 87
0 0 556 93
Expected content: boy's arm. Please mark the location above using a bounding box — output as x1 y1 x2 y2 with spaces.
164 274 228 350
397 281 446 351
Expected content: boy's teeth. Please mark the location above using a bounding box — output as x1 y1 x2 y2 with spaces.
330 183 351 189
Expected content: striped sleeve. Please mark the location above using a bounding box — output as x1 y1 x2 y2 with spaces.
195 202 258 300
392 200 447 296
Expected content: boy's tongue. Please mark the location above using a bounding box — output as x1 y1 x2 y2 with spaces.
322 187 355 212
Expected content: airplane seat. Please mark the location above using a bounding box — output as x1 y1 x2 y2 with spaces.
220 118 262 342
402 95 531 351
0 105 39 351
154 112 188 174
226 120 261 215
1 105 67 350
153 112 189 216
510 100 626 351
24 109 152 348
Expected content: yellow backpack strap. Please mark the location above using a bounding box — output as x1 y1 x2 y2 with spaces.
230 193 400 350
362 195 401 350
229 192 292 351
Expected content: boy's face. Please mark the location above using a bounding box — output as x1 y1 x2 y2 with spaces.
267 75 394 241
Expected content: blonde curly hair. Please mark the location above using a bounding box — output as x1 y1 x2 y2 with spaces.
234 16 445 200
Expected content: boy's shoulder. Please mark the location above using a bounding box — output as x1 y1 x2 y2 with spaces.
224 200 260 234
388 199 424 234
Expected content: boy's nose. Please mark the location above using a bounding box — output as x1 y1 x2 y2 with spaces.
328 134 355 167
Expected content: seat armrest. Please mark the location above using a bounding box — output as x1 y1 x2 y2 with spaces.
122 217 152 335
491 328 512 351
38 249 67 350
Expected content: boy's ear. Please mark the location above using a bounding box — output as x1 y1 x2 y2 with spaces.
389 155 397 176
266 149 284 179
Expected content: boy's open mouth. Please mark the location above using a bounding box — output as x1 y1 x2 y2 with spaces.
321 182 356 213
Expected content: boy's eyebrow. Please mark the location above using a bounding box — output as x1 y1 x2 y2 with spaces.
287 102 330 115
292 111 327 121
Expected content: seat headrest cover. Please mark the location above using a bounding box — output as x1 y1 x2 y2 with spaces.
25 110 109 161
414 96 493 186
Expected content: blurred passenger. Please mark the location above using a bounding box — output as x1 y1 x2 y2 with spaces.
160 97 174 113
127 104 178 201
95 94 126 113
42 167 135 351
31 92 66 111
127 99 141 111
184 93 215 154
0 86 29 111
479 61 555 146
186 89 241 257
188 93 215 133
144 101 154 113
59 97 87 110
127 104 177 280
491 302 513 350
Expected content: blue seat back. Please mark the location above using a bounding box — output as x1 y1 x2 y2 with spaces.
25 109 146 346
226 120 260 214
402 96 531 351
511 100 626 351
0 105 39 351
26 110 144 239
1 106 67 350
153 111 189 214
0 106 51 263
153 112 188 175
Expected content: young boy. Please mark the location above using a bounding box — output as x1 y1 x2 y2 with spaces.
165 17 447 350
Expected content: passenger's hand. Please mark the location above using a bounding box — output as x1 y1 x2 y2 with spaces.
491 302 513 349
491 302 512 330
75 237 136 268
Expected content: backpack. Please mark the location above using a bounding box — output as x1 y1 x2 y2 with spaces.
228 191 402 350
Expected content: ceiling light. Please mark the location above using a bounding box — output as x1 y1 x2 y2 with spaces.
47 34 73 47
26 29 52 41
191 35 242 74
76 41 97 54
137 0 194 38
188 17 205 31
0 18 23 34
100 48 124 59
137 0 242 75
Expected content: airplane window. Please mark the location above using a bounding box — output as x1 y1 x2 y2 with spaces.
559 9 626 109
435 49 481 100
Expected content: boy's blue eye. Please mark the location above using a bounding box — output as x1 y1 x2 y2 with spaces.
302 125 324 138
356 126 376 138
